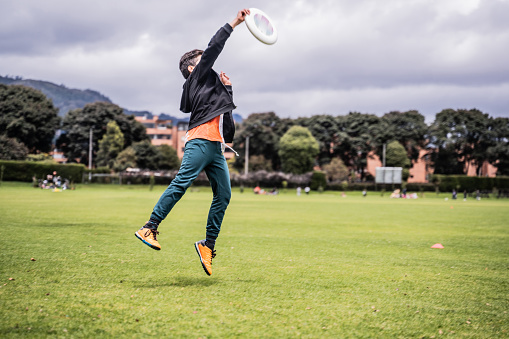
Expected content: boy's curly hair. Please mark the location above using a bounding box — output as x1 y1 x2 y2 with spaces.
179 49 204 79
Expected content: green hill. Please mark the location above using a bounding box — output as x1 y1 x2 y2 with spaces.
0 75 243 123
0 75 112 116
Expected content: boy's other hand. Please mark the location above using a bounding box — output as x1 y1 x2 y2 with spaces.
230 9 250 29
220 72 231 86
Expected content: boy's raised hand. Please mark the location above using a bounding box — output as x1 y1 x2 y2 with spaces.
230 9 250 29
220 72 231 86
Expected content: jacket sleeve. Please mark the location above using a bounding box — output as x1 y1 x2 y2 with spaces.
192 24 233 82
225 85 233 98
222 84 235 142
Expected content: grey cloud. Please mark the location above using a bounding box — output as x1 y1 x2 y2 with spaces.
0 0 507 120
438 0 509 33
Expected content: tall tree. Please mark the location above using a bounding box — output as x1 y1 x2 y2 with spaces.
0 84 60 152
0 135 28 160
58 102 148 164
322 157 349 183
334 112 383 180
278 126 319 174
428 108 492 175
132 141 160 170
96 120 125 168
233 112 290 171
487 117 509 176
385 140 411 181
157 144 180 170
379 110 428 162
295 115 339 166
247 155 273 171
113 147 137 172
112 143 180 171
431 144 465 175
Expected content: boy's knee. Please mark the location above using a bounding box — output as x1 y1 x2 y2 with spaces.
221 190 231 204
215 189 231 207
171 175 195 191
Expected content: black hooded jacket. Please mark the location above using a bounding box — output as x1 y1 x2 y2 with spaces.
180 24 236 143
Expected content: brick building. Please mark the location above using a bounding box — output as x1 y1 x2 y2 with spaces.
366 150 497 183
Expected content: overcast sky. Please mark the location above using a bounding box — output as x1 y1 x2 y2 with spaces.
1 0 508 122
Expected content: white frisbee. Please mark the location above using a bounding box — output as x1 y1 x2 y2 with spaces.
245 8 278 45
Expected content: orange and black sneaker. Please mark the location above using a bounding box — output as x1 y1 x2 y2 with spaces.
194 240 216 276
135 225 161 250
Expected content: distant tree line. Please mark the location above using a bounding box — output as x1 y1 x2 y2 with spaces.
0 84 180 171
232 110 509 178
1 84 508 178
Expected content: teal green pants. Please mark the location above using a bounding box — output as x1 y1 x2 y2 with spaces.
150 139 231 239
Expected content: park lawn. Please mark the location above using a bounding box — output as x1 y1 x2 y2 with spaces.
0 182 508 338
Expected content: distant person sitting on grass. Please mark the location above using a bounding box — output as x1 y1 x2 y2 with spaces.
134 9 251 276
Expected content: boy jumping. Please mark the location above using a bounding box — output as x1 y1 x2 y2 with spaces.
135 9 250 276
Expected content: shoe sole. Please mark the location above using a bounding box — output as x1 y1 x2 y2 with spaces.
135 231 161 250
194 242 211 276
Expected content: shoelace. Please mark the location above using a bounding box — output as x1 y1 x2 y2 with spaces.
146 228 159 240
202 247 216 266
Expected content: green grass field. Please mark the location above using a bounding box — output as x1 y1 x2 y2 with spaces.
0 182 508 338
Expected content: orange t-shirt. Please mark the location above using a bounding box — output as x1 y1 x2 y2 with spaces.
186 115 223 143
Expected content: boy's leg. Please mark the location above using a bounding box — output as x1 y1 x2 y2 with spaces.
195 142 231 276
204 143 232 244
136 139 212 250
150 139 211 222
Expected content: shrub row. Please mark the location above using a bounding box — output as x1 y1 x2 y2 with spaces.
4 161 507 193
231 171 312 188
323 182 436 192
431 175 509 192
82 173 509 192
0 160 85 182
85 170 314 188
405 183 436 192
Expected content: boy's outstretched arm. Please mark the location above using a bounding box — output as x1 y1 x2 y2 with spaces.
230 9 250 29
190 9 250 83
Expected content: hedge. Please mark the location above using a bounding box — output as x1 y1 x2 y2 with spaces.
0 160 86 183
230 171 311 188
405 183 436 192
4 161 506 194
431 174 509 192
310 171 326 190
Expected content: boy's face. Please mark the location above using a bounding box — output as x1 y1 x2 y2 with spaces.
187 55 202 74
